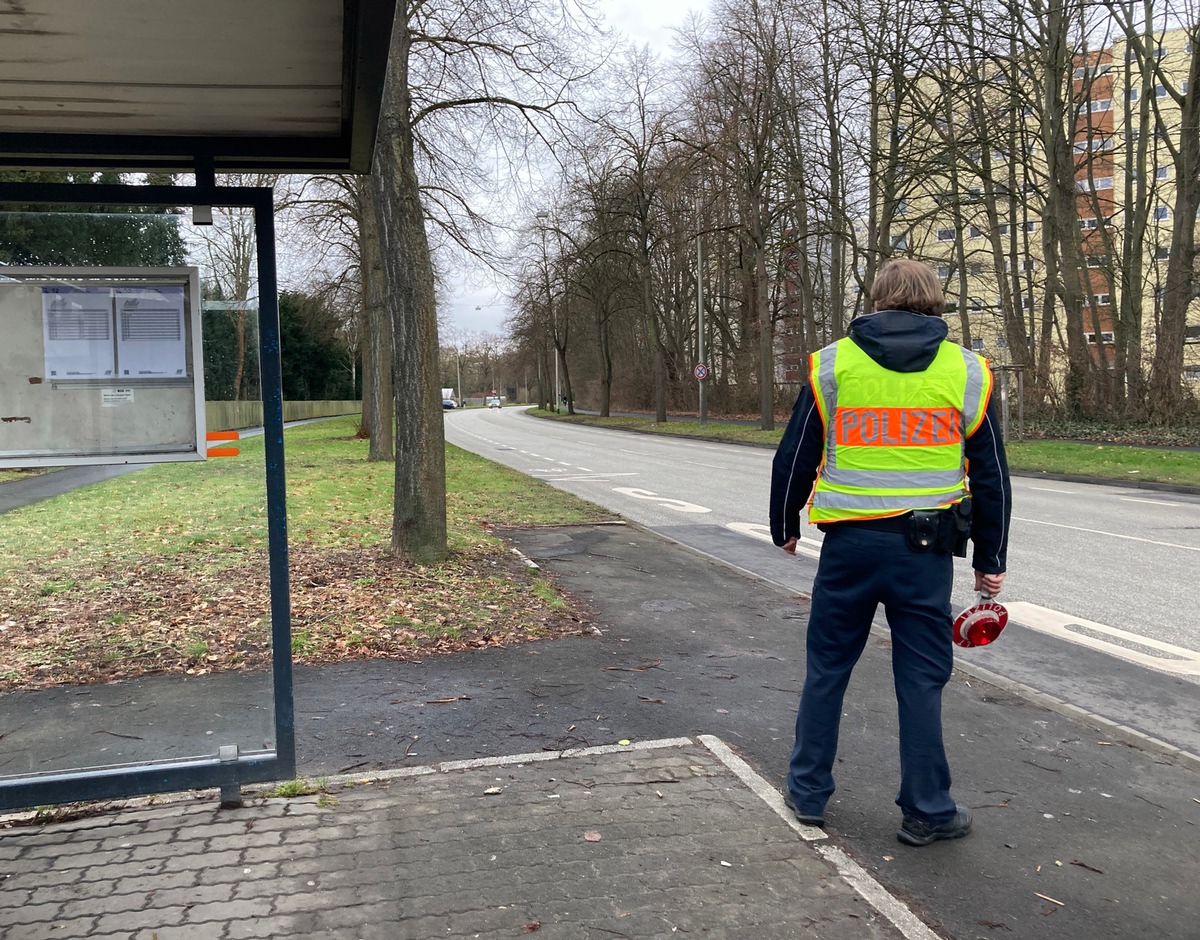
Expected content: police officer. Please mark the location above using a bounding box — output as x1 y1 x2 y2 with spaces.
769 258 1011 846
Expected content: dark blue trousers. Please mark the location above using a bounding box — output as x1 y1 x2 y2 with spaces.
786 524 958 823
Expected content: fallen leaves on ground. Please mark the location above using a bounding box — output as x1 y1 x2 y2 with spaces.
0 542 590 692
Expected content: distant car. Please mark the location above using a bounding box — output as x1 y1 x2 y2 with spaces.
442 399 457 410
488 397 501 409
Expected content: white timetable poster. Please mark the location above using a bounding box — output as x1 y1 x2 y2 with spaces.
115 286 187 378
41 286 116 379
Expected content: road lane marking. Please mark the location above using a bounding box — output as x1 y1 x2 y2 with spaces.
1031 486 1078 494
1012 515 1200 552
612 487 711 513
1120 497 1182 507
1006 602 1200 676
725 522 823 559
542 473 638 482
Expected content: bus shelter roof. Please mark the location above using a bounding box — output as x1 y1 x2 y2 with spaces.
0 0 395 174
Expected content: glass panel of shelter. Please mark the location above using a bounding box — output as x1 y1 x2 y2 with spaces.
0 208 275 787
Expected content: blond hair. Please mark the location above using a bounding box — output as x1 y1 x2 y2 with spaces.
871 260 945 317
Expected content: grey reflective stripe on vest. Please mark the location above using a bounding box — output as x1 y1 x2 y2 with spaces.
960 346 987 429
817 342 840 460
820 466 965 489
811 489 966 510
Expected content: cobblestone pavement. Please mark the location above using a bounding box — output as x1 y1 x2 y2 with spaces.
0 738 919 940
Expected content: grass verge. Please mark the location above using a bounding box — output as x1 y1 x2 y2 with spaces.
0 417 617 692
526 409 1200 489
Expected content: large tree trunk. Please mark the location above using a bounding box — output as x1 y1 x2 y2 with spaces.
359 182 394 460
371 16 447 563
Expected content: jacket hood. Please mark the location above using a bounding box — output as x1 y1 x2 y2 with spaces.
848 309 948 373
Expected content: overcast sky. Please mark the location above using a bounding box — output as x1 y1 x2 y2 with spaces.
444 0 703 340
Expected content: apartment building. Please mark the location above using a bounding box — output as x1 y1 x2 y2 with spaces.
884 25 1200 391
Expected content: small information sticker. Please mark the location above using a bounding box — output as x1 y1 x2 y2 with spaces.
101 387 135 408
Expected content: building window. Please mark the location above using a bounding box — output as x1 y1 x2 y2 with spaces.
1094 293 1112 305
1006 257 1038 273
1023 220 1037 232
971 337 985 352
968 262 984 276
1080 217 1099 230
1090 99 1112 112
1155 85 1168 98
1155 246 1170 259
1129 87 1139 102
937 265 952 278
1128 45 1165 61
997 223 1010 235
968 224 984 238
937 228 956 242
1085 331 1115 344
1154 206 1170 221
1086 254 1108 268
1156 166 1169 180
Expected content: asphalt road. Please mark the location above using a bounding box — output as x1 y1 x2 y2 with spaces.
444 406 1200 759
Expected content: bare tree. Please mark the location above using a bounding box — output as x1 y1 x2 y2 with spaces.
369 0 598 562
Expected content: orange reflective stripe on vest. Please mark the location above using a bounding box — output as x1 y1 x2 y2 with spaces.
835 407 962 448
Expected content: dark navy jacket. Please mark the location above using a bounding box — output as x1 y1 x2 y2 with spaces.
769 309 1012 574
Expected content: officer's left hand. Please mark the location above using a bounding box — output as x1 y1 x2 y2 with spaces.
974 570 1005 597
780 537 798 555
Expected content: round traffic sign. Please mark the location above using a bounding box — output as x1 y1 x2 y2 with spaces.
693 363 709 380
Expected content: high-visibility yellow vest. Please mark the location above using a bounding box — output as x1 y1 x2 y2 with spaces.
808 337 992 523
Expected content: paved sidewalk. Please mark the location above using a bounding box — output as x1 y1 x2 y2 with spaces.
0 738 918 940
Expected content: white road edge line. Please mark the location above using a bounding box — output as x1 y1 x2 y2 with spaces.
724 522 823 559
698 735 940 940
1012 515 1200 551
1006 601 1200 676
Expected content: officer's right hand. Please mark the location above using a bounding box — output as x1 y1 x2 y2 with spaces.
780 537 798 555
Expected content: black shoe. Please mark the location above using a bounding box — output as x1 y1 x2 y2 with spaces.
783 790 825 828
897 804 972 846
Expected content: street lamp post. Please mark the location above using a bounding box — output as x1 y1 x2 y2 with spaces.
536 210 560 413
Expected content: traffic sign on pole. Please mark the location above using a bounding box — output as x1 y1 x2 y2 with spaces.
693 363 709 381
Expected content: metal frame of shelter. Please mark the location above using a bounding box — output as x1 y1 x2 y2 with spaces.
0 0 397 810
0 180 291 811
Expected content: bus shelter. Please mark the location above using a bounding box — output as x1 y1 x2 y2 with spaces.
0 0 396 810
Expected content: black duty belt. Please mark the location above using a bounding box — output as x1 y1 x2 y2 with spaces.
818 514 915 534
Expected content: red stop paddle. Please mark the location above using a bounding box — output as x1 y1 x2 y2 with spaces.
953 593 1009 648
